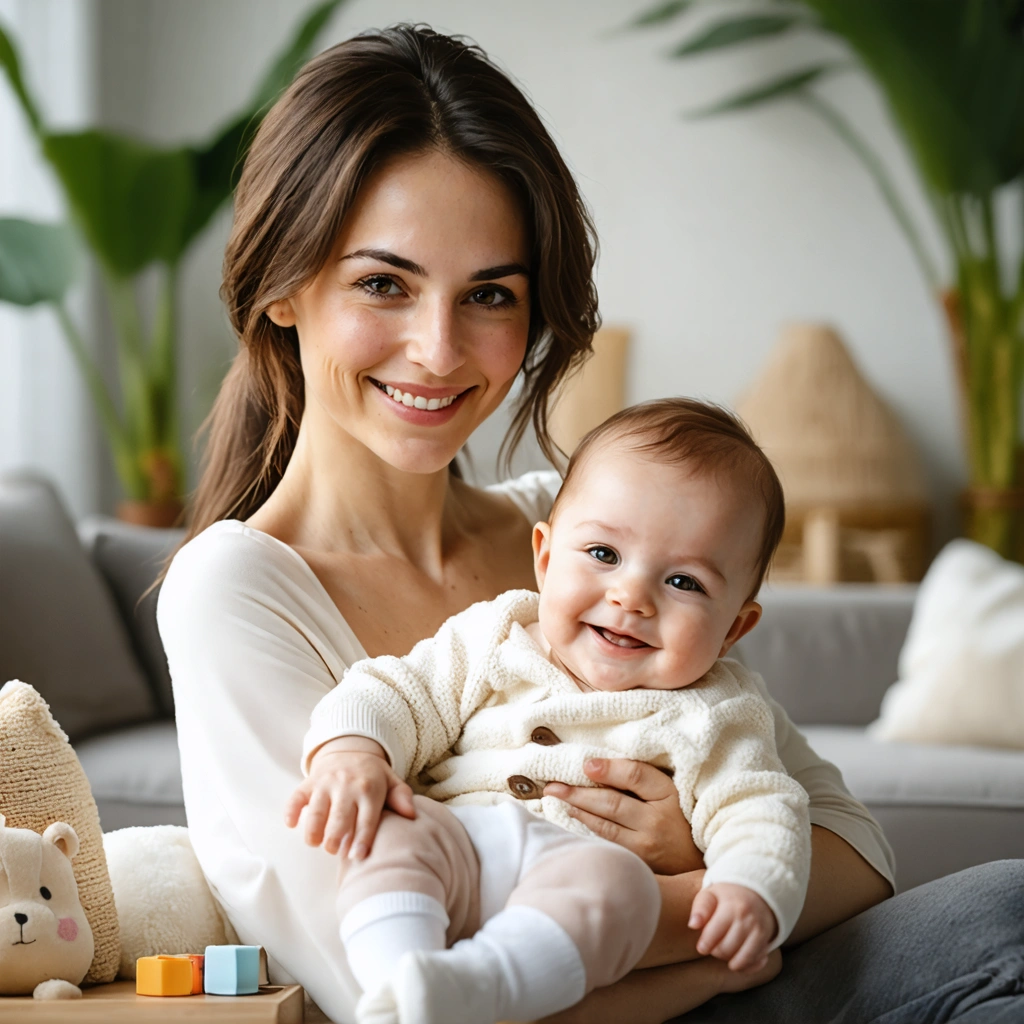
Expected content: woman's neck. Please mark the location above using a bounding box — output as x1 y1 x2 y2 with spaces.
247 417 468 575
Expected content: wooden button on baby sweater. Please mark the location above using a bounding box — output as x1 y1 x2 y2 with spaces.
507 775 542 800
530 727 561 746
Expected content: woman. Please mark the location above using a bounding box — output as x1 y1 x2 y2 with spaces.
158 25 1024 1024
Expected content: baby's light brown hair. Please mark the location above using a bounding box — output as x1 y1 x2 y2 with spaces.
550 398 785 598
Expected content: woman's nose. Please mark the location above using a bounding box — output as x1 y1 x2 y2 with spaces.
405 298 465 378
606 579 655 617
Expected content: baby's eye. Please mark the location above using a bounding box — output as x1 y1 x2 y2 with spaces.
587 546 618 565
359 275 404 298
667 574 704 594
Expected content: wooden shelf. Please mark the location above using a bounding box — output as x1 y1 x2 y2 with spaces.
0 982 303 1022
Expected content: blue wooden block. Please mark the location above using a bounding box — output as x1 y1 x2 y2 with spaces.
203 944 261 995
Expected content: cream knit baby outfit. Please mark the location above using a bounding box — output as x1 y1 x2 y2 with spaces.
305 588 811 943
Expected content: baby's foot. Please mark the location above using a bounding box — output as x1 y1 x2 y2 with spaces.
355 983 400 1024
356 946 508 1024
392 947 502 1024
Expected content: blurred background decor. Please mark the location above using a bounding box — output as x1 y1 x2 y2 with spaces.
635 0 1024 562
0 0 342 526
547 326 631 460
737 322 930 584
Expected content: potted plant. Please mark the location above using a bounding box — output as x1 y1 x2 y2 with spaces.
0 0 343 526
629 0 1024 560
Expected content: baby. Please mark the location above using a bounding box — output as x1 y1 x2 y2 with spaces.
287 398 810 1024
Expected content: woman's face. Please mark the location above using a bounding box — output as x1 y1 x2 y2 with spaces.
268 150 531 474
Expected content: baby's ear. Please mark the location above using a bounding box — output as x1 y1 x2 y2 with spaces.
42 822 80 862
532 522 552 590
719 601 762 657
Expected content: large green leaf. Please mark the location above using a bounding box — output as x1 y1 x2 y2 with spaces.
176 0 346 258
0 20 42 134
249 0 345 114
689 64 838 118
41 132 194 278
624 1 695 30
670 15 805 58
803 0 1024 194
0 218 80 306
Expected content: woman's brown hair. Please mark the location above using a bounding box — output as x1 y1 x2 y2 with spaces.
184 24 599 545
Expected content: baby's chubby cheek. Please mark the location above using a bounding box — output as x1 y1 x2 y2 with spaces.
56 917 79 942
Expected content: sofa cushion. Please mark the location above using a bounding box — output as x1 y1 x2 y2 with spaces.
75 721 185 832
0 474 156 739
78 518 185 717
803 725 1024 892
871 540 1024 750
735 585 916 726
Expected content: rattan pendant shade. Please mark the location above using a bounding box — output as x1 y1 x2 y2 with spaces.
737 323 930 582
737 323 928 509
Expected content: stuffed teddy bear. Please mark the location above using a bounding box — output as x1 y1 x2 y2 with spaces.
0 814 94 999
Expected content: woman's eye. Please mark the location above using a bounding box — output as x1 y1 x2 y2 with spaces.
587 546 618 565
667 574 704 594
360 275 403 298
468 285 514 307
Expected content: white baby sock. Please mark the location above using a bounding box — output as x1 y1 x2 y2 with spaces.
341 891 449 999
362 904 587 1024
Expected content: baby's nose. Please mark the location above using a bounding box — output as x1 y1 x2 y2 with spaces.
14 913 27 925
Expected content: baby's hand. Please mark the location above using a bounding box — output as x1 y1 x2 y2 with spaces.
688 882 776 972
284 736 415 860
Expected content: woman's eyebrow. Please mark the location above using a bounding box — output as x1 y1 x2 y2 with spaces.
340 248 426 275
470 263 529 281
339 248 527 283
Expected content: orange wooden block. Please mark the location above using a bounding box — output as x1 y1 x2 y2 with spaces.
166 953 204 994
135 956 193 997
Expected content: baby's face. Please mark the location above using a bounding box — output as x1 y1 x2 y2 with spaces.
532 446 764 693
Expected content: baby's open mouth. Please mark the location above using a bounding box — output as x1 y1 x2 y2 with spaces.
588 624 650 649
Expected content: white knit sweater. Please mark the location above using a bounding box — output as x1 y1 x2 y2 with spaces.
305 589 811 943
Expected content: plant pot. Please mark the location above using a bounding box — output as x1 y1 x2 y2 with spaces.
116 500 184 529
961 487 1024 564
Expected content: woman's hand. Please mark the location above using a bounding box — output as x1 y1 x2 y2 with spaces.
544 757 704 876
284 736 415 859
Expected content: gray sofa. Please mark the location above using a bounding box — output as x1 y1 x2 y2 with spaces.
2 474 1021 894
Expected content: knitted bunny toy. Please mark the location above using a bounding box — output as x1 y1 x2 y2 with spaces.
0 815 94 999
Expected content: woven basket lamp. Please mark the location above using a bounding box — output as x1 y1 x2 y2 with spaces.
736 323 931 584
548 327 630 460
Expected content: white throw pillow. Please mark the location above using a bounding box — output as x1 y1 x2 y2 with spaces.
870 539 1024 749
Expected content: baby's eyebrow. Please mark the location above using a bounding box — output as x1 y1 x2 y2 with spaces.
575 519 626 535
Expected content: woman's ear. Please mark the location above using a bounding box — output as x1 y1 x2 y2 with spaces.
532 522 552 591
719 600 762 658
265 298 297 328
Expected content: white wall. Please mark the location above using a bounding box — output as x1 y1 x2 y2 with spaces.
0 0 98 518
91 0 995 543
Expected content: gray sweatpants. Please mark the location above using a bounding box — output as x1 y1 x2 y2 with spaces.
677 859 1024 1023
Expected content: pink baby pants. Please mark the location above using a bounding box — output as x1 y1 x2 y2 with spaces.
336 796 661 993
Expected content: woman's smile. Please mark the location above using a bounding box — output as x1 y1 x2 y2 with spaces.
367 377 475 425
